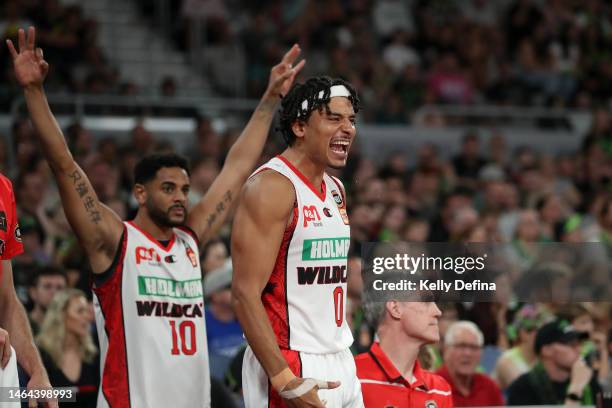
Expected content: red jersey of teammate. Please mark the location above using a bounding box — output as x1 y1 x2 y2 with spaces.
355 342 453 408
0 174 23 262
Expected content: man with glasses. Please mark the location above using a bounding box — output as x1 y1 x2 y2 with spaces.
436 320 504 406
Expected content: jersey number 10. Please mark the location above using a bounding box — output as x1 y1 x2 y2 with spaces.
170 320 197 355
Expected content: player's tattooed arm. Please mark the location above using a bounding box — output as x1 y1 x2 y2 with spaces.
7 27 123 273
187 45 304 245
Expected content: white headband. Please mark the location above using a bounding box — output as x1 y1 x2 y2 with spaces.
300 85 351 114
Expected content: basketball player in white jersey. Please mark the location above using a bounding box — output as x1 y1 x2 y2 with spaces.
232 76 364 407
8 27 304 407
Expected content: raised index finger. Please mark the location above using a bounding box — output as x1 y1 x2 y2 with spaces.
281 44 301 66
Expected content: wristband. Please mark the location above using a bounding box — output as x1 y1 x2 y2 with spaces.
270 367 296 392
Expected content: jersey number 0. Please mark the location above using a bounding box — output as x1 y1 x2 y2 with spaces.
333 286 344 327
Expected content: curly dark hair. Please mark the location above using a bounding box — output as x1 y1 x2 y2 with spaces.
134 153 191 184
279 76 360 146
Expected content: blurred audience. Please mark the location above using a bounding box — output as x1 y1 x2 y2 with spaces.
27 265 67 335
37 289 99 407
203 259 245 380
507 319 602 405
436 321 504 407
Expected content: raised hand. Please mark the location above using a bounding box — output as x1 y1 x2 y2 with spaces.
263 44 306 101
6 27 49 89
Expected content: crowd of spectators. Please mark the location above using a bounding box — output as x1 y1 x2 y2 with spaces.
164 0 612 123
4 0 612 123
0 0 122 109
1 0 612 406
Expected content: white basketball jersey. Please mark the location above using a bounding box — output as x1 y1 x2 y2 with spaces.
93 221 210 408
253 156 353 353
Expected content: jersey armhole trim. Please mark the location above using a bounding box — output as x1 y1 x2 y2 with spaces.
176 225 201 248
92 225 127 288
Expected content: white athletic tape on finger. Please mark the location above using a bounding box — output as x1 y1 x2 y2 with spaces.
278 378 329 399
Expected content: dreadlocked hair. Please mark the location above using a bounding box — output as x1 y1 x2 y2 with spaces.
279 76 360 146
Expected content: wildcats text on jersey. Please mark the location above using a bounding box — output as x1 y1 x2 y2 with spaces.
297 265 347 285
135 300 204 318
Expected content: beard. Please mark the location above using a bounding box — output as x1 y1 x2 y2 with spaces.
146 200 186 227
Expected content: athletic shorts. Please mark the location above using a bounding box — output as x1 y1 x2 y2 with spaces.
243 346 364 408
0 346 20 407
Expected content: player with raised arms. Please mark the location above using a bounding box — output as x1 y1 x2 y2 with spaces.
8 26 304 407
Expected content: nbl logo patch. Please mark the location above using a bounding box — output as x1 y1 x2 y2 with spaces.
425 401 438 408
185 246 198 268
14 225 21 242
331 190 343 206
0 240 5 256
0 212 6 232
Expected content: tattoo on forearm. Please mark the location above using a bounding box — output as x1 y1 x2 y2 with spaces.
68 170 82 184
83 195 101 224
76 182 88 197
69 169 101 224
206 190 233 229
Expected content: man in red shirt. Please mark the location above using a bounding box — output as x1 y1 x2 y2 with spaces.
0 173 56 407
436 321 504 406
355 294 452 408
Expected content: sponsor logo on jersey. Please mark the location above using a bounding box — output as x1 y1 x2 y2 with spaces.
302 237 350 261
303 205 322 227
0 211 6 232
297 265 347 285
135 300 204 318
331 190 343 206
138 276 203 299
14 224 21 242
135 246 161 265
185 246 198 267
